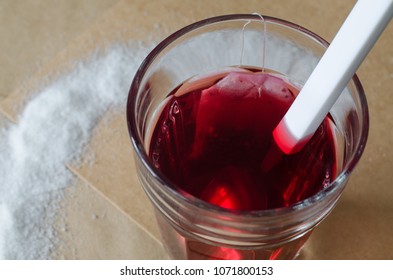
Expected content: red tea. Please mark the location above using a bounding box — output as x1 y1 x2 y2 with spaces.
148 68 337 211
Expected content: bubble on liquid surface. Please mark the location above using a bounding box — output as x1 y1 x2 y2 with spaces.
170 101 180 116
322 171 331 187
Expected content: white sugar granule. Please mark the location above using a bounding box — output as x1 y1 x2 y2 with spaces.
0 43 147 259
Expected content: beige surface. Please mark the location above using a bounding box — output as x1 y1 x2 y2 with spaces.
0 0 120 101
55 178 167 259
0 0 392 259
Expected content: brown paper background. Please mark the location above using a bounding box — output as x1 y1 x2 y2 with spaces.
0 0 392 259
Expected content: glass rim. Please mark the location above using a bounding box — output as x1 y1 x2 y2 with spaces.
127 14 369 218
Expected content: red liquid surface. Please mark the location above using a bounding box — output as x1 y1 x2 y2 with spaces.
149 69 337 211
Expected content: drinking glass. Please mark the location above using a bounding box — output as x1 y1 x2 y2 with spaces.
126 14 368 259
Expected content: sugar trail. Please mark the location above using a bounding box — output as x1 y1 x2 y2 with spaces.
0 43 147 259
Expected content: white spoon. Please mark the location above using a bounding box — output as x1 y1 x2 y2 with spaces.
273 0 393 154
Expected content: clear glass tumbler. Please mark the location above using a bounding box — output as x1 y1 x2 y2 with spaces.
126 14 368 259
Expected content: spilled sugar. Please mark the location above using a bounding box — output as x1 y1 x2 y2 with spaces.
0 43 147 259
